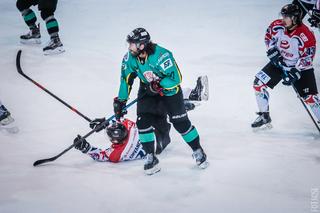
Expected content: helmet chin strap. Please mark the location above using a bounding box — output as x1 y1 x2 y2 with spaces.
286 17 298 31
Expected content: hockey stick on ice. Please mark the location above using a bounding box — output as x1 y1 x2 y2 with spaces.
33 98 138 166
16 50 92 122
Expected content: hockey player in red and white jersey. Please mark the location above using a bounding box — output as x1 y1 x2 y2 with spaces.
73 76 209 163
251 4 320 129
74 119 145 162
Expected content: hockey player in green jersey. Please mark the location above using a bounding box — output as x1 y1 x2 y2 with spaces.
114 28 208 175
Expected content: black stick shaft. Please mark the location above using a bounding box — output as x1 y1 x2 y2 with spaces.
16 50 92 122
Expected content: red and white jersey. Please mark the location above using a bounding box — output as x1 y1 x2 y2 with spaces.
264 19 316 71
86 119 146 163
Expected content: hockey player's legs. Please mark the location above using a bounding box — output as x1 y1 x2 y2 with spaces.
252 62 282 129
136 113 160 175
295 69 320 121
163 89 208 168
17 0 41 44
39 0 64 55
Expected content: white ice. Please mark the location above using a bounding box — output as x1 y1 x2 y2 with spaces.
0 0 320 213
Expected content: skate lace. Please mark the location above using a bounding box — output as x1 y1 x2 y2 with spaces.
254 112 266 122
192 149 203 161
145 154 154 164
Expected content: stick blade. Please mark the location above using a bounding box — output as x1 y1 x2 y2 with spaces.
33 157 55 167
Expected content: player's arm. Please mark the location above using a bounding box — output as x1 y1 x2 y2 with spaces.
118 53 137 101
157 52 182 90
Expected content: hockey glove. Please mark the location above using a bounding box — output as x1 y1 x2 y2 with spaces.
149 80 164 96
267 47 282 66
113 97 127 121
282 68 301 86
308 9 320 28
89 117 108 132
74 135 91 154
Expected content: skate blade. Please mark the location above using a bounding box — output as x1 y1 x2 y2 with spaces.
252 123 273 132
43 47 65 55
20 38 41 45
144 165 161 175
0 116 14 126
198 160 209 169
201 75 209 101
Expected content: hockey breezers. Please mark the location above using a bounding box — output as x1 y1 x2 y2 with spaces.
33 98 138 166
16 50 92 122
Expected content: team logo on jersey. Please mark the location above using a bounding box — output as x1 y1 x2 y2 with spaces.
123 52 129 61
280 40 290 49
143 71 159 82
160 59 173 71
121 63 127 71
300 33 308 42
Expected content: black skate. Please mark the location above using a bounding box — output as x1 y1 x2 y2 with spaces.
144 153 160 175
189 76 209 101
43 36 65 55
192 148 209 169
0 106 19 134
20 25 41 44
251 112 272 130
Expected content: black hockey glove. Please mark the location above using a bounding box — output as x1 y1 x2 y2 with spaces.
74 135 91 154
308 9 320 28
113 97 127 121
149 80 164 96
89 117 108 132
267 47 282 66
282 68 301 86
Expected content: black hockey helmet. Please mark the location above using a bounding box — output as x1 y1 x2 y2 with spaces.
106 122 128 144
126 28 151 45
281 4 303 25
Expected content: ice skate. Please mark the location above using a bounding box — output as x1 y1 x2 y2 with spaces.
144 153 161 175
192 148 209 169
251 112 272 130
189 76 209 101
43 36 65 55
20 25 41 44
0 108 19 134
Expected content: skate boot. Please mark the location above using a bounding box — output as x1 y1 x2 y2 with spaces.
251 112 272 129
144 153 160 175
192 148 209 169
43 36 65 55
20 25 41 44
189 76 209 101
0 105 18 133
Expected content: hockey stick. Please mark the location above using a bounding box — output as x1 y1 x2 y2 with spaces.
33 97 138 166
292 84 320 133
16 49 92 122
282 68 320 133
